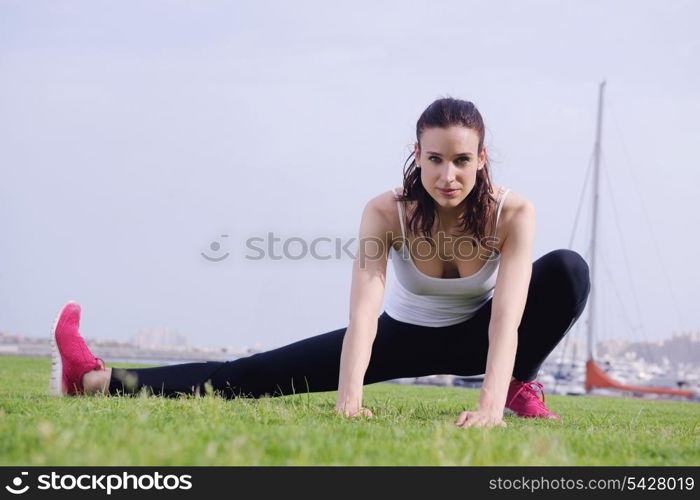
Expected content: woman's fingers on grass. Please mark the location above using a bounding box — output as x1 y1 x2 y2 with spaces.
455 410 507 428
455 410 472 426
351 407 373 418
333 406 373 418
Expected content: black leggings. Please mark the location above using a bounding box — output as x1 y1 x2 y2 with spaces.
108 249 591 399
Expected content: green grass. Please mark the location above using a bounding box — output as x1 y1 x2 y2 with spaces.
0 356 698 465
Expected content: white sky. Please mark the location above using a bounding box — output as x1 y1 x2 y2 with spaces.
1 0 698 350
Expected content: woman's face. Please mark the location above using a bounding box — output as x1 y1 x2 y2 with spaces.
414 125 486 210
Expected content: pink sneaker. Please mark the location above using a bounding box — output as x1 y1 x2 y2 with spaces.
505 379 560 420
49 301 105 396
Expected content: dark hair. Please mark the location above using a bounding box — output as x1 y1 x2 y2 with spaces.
396 97 498 247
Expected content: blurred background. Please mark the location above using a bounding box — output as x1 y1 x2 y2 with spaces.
1 0 698 353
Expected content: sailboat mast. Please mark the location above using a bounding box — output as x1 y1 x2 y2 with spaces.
582 83 693 399
587 80 606 361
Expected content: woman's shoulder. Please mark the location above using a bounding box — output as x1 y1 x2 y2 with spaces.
359 188 404 242
495 188 535 251
364 187 403 214
498 187 533 224
376 186 409 224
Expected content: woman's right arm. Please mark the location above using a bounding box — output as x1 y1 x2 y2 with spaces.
335 196 391 417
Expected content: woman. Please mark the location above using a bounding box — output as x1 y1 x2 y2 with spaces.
50 97 590 429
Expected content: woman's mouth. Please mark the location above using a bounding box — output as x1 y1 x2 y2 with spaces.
438 188 459 197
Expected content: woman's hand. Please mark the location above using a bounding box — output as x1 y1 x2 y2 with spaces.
454 409 507 428
334 404 373 419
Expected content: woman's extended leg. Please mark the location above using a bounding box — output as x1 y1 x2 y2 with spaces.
105 315 460 398
55 301 438 398
103 249 589 400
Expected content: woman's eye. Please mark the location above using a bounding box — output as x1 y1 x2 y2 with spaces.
426 156 469 164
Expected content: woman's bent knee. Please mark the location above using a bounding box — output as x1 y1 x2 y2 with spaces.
539 249 591 312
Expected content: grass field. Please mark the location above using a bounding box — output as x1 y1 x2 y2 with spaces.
1 356 698 466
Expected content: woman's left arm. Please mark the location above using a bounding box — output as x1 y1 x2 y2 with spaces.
455 200 536 428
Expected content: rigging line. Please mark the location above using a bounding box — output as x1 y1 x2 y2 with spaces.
600 157 655 362
607 98 687 329
568 147 595 250
599 246 643 342
555 149 595 391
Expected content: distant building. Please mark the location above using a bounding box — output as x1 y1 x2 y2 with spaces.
597 330 700 365
132 328 188 347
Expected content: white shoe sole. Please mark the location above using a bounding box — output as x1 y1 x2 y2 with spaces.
49 301 77 396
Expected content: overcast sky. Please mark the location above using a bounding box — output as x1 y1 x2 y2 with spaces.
1 0 698 352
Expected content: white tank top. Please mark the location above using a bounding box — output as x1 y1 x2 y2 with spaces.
383 186 511 327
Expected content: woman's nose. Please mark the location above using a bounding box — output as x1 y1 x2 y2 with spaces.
441 163 457 182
